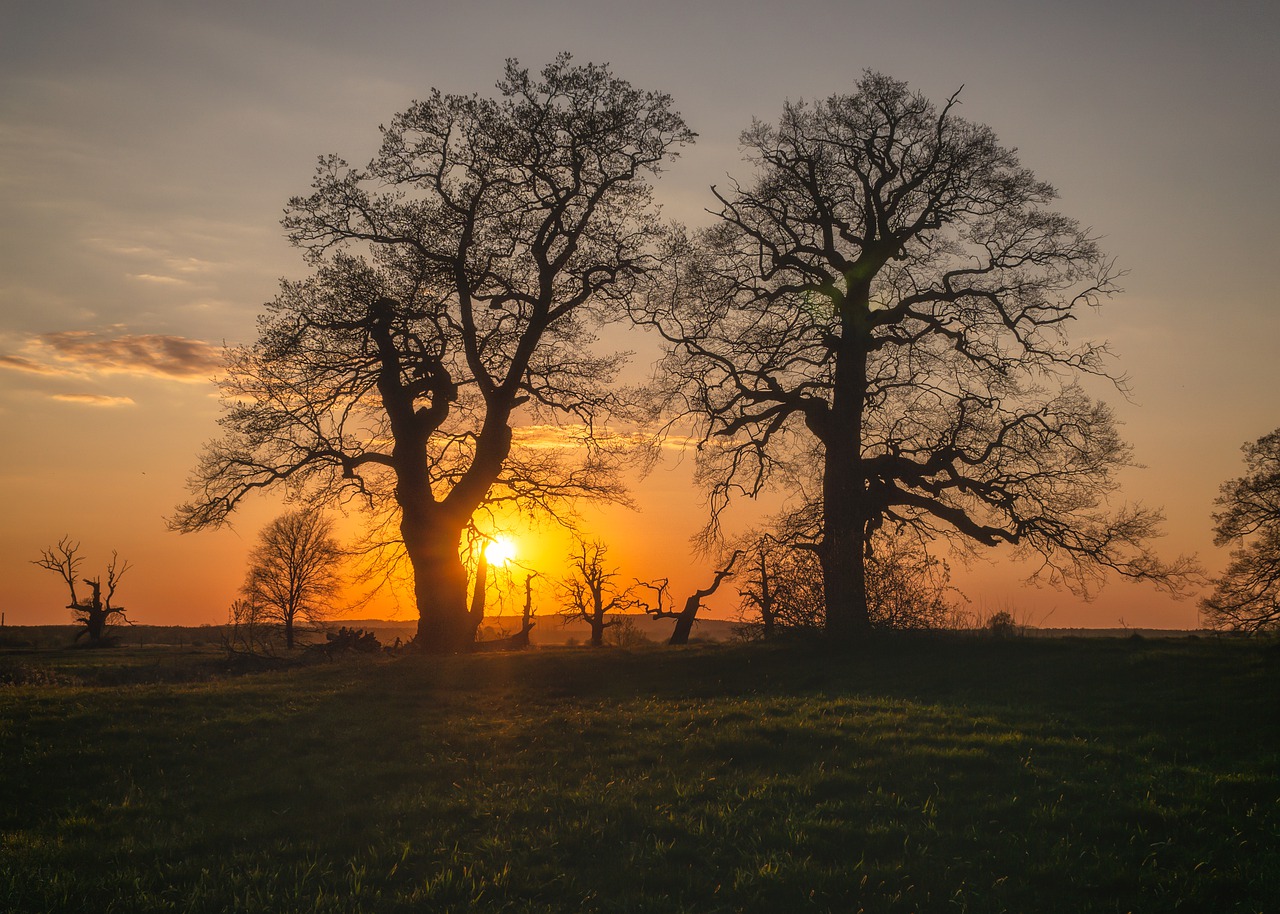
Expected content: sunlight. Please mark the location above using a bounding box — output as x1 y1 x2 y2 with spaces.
484 536 517 566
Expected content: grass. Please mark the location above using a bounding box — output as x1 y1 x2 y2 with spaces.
1 635 1276 912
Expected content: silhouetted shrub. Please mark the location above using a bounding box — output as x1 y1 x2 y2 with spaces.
326 627 381 654
987 611 1017 638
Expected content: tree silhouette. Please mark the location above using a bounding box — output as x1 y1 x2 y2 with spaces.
32 537 132 647
1202 429 1280 632
641 71 1191 642
641 551 742 645
173 56 694 653
243 508 344 649
559 539 642 647
734 522 958 634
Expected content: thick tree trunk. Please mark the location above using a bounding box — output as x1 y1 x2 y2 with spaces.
403 508 477 654
668 608 697 646
822 291 873 642
589 617 605 648
80 580 107 647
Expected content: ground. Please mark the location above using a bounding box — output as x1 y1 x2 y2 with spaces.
1 634 1276 912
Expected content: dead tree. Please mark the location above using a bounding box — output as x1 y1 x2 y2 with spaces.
560 540 641 647
33 537 132 647
644 551 742 645
473 572 539 652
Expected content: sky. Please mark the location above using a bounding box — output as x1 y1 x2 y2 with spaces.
2 0 1278 629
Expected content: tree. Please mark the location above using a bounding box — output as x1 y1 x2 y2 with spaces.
32 537 132 646
224 596 276 658
733 520 958 635
243 508 345 649
1201 429 1280 632
559 539 641 647
642 71 1189 643
641 551 742 644
173 56 694 653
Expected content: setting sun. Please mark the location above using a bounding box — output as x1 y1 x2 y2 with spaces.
484 536 517 566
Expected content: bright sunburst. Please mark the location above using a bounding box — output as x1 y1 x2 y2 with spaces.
484 536 517 566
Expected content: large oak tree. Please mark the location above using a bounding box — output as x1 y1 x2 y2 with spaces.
642 72 1188 641
174 56 693 652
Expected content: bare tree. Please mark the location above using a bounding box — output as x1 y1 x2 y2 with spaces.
641 71 1192 643
641 551 742 645
559 539 642 647
32 537 132 647
243 508 345 649
173 56 694 653
1201 429 1280 632
733 519 956 635
224 596 276 658
474 572 539 652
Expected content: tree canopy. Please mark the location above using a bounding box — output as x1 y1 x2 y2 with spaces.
174 55 694 652
640 71 1190 639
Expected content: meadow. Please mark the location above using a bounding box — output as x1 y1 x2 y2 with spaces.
1 635 1276 913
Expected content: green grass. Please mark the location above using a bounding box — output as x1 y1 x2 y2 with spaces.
1 636 1276 912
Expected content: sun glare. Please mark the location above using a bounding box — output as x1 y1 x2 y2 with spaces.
484 536 517 566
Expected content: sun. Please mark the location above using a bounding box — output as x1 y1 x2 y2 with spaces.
484 536 517 566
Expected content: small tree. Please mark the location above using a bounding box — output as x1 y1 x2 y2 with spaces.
1202 429 1280 632
243 508 344 649
735 534 824 636
224 595 276 657
641 551 742 645
733 517 959 634
32 537 132 647
559 539 641 647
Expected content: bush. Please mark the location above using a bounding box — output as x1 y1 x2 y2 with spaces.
987 611 1018 638
325 627 382 654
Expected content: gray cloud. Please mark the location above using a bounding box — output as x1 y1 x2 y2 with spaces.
1 332 223 380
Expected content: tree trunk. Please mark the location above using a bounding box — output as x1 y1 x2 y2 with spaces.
403 508 477 654
470 548 489 632
668 608 697 646
669 552 740 645
83 580 106 647
822 293 873 642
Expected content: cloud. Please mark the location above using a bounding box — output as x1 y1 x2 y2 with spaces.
130 273 189 286
50 393 136 407
511 423 693 452
0 354 59 375
0 331 223 381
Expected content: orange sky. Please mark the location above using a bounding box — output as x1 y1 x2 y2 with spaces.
3 1 1278 630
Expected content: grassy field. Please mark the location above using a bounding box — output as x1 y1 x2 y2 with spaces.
1 636 1276 913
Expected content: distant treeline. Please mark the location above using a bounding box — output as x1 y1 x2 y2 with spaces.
0 624 232 650
0 616 752 650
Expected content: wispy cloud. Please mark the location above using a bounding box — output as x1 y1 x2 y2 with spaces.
511 423 694 452
50 393 136 407
0 354 59 375
0 331 223 381
130 273 189 286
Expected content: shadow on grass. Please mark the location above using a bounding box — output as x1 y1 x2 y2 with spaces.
1 636 1276 913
